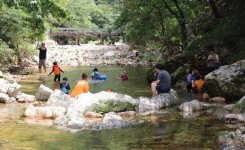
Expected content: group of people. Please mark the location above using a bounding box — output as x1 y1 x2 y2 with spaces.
186 68 204 95
42 58 128 98
37 41 220 99
150 49 220 98
186 49 220 95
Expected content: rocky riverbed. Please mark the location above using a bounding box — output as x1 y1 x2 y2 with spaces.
1 40 245 149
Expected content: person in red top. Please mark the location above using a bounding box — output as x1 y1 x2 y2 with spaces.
71 73 89 98
48 62 64 82
115 71 128 81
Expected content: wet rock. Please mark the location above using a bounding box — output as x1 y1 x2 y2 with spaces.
46 89 72 108
138 89 180 113
84 111 103 118
17 93 36 103
24 106 66 119
117 111 136 118
0 93 10 103
218 126 245 150
232 96 245 113
225 114 245 122
179 99 202 112
204 60 245 101
35 84 53 101
209 97 226 103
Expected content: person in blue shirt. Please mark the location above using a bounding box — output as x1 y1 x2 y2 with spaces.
60 77 70 94
92 68 101 79
186 68 196 92
91 68 108 80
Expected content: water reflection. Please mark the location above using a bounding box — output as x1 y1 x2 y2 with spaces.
1 66 232 149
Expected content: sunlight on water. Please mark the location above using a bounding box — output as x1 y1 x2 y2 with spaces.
20 66 152 98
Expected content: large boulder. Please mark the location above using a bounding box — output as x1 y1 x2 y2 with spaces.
17 93 36 103
46 89 72 108
138 89 180 113
24 86 180 131
204 60 245 101
24 106 66 119
35 84 53 101
232 95 245 113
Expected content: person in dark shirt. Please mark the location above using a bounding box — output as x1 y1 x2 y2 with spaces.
37 42 47 73
151 64 171 97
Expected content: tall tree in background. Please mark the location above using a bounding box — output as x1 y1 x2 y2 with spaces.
0 0 68 66
116 0 202 50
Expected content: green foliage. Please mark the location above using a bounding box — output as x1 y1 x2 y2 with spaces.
143 54 158 62
233 98 245 113
0 0 69 68
89 101 135 113
115 0 206 48
0 40 14 68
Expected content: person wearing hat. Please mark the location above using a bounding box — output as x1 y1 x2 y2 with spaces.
115 71 128 81
60 77 70 94
151 64 171 97
71 73 89 98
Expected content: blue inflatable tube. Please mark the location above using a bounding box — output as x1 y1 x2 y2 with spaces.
97 75 108 80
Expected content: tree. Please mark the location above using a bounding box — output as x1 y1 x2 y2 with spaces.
0 0 69 67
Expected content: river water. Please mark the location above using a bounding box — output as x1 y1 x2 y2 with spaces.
0 66 232 149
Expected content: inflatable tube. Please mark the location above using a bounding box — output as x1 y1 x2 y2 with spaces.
97 75 108 80
88 79 106 84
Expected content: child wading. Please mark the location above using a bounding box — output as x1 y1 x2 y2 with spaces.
48 62 64 82
60 77 70 94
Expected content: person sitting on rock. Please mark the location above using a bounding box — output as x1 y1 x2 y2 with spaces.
151 64 171 97
186 68 196 92
192 74 204 94
71 73 89 98
126 47 139 59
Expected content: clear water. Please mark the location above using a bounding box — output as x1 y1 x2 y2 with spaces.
0 66 232 150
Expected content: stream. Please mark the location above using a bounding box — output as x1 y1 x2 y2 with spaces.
0 65 232 150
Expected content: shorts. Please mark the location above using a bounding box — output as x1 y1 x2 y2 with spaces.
156 84 170 93
38 59 46 69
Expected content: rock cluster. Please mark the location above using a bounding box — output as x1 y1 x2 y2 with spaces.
31 42 151 67
23 86 180 131
219 126 245 150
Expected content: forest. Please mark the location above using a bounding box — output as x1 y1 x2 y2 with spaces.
0 0 244 71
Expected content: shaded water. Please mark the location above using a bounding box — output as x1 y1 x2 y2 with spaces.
0 66 231 149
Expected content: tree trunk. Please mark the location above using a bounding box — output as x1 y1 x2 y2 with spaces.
208 0 221 19
173 0 187 48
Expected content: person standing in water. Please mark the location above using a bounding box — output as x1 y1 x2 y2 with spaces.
48 62 64 82
37 42 47 73
60 77 70 94
115 71 128 81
